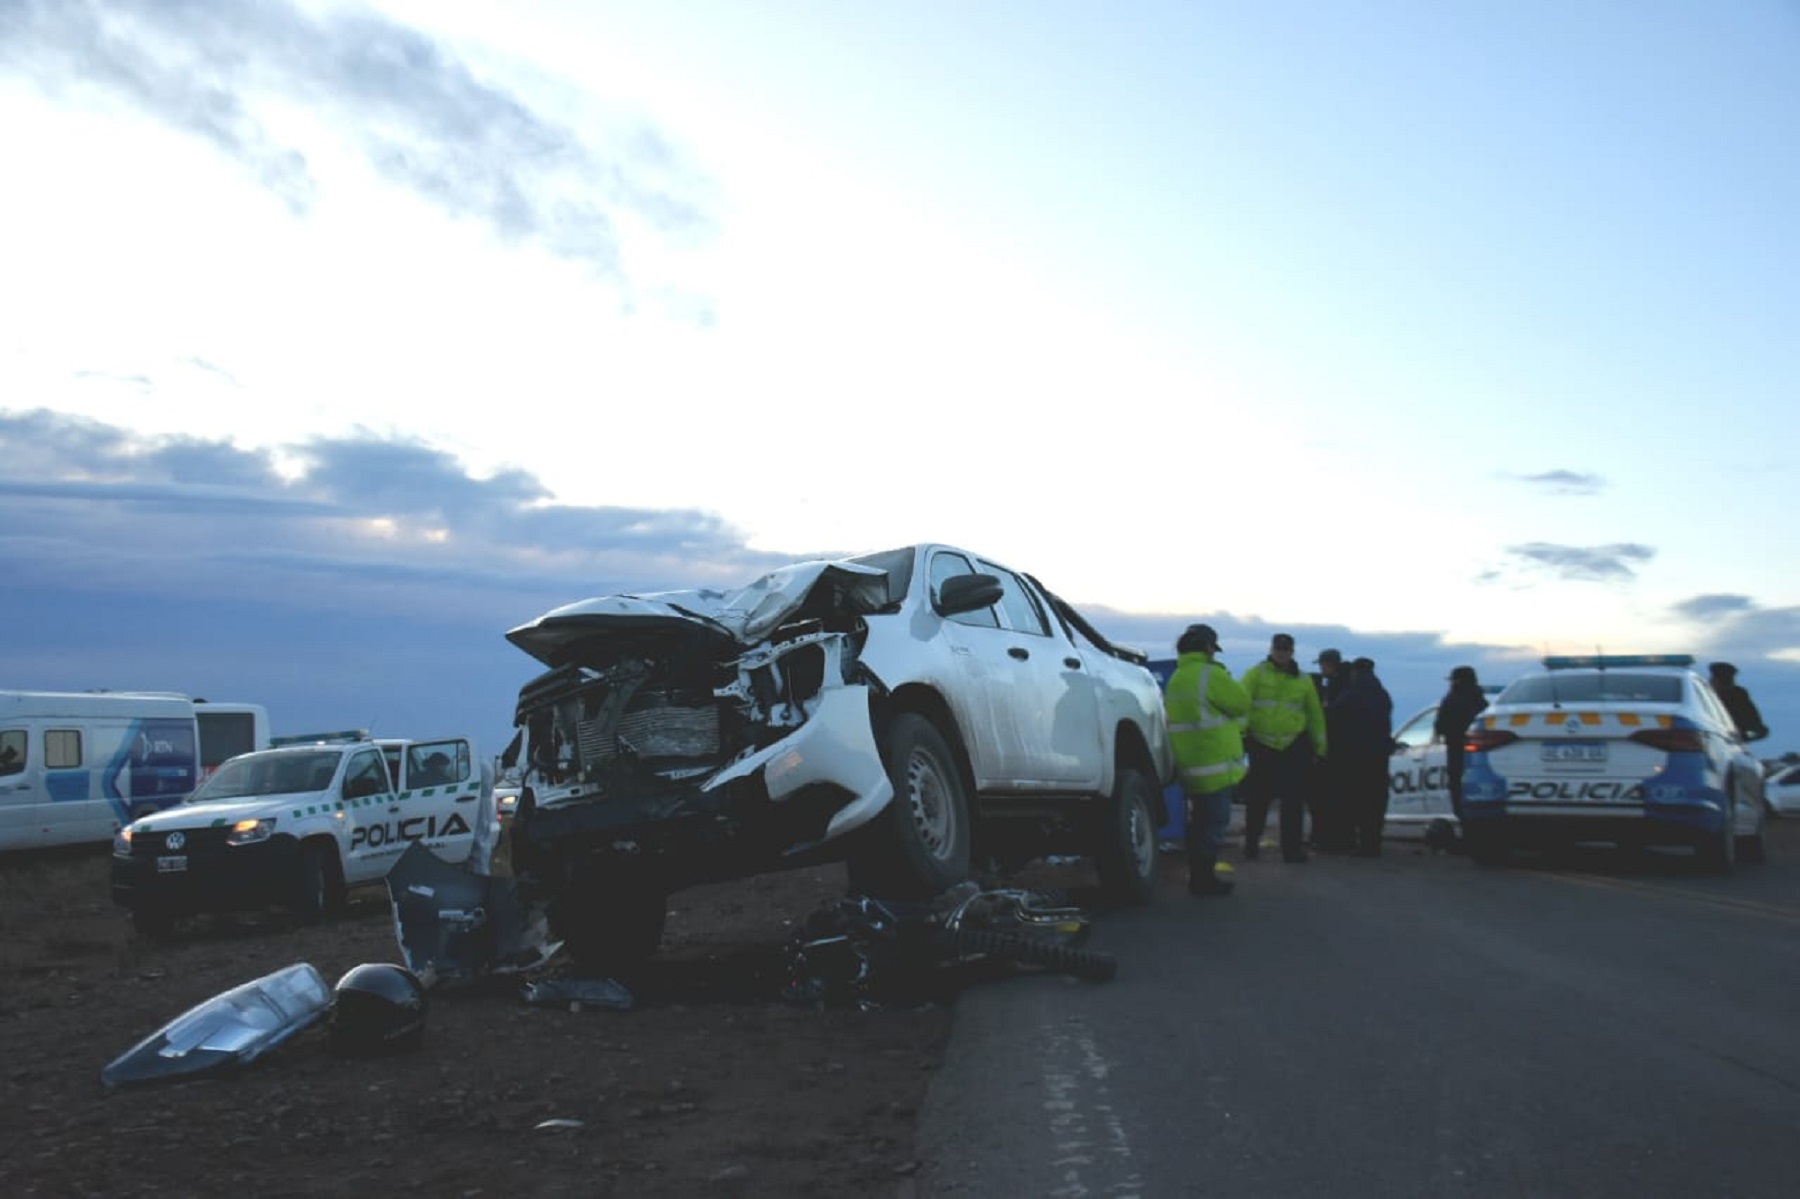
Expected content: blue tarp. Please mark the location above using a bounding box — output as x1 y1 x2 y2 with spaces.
1148 658 1185 842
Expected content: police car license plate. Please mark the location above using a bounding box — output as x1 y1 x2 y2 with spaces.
1542 742 1607 764
156 855 188 873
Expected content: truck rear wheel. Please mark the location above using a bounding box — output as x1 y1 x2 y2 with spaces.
1093 766 1159 905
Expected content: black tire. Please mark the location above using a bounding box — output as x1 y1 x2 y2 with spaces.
1466 826 1508 868
1697 797 1736 875
1735 779 1768 865
1093 766 1159 905
131 906 176 940
938 927 1117 983
293 842 344 923
509 792 539 881
848 714 971 899
548 871 668 974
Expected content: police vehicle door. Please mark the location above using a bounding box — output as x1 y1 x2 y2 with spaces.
399 738 479 864
342 745 403 875
1387 707 1451 829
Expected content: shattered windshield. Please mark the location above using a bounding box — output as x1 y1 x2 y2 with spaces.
189 751 341 803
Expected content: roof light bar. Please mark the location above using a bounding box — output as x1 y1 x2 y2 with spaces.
1541 654 1695 671
268 728 372 747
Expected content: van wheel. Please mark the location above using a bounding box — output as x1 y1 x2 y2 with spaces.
848 714 971 899
294 843 345 922
1093 766 1159 905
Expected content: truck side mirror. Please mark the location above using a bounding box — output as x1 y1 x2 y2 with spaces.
936 573 1004 617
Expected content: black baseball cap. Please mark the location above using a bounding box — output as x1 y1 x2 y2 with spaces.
1178 624 1220 654
1316 648 1342 665
1270 633 1295 651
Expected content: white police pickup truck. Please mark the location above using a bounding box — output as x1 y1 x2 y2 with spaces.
111 731 494 936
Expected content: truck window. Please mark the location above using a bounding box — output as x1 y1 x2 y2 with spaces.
928 551 999 629
0 729 24 775
981 561 1051 637
344 750 391 800
407 740 468 787
45 729 83 769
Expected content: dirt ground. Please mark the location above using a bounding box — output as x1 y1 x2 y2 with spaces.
0 841 985 1198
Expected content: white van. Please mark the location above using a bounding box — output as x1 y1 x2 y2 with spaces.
0 691 203 852
193 701 271 782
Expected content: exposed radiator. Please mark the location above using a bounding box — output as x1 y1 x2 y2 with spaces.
577 695 721 768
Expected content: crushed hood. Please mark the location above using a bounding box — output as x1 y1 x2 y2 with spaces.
507 559 892 667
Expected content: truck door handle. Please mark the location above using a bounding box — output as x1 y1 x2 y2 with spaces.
1008 647 1029 661
1064 658 1082 669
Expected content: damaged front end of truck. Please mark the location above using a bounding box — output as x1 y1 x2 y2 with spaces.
502 560 900 969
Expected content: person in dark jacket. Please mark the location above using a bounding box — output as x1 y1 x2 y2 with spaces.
1307 649 1352 852
1337 658 1394 857
1434 666 1490 825
1708 662 1770 742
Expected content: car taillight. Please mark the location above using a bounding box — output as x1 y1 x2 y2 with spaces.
1629 728 1705 753
1465 729 1518 753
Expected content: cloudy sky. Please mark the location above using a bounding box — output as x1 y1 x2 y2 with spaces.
3 0 1796 751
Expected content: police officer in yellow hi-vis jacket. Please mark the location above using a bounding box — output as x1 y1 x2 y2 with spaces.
1163 624 1251 896
1240 632 1328 863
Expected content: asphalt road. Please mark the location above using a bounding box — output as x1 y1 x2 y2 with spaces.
917 819 1800 1198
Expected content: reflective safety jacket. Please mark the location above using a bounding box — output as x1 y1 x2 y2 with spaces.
1164 651 1251 795
1242 659 1327 756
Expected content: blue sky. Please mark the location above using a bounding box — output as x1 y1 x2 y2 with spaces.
2 0 1796 754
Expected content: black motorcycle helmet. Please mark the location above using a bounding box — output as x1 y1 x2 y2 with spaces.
329 963 427 1055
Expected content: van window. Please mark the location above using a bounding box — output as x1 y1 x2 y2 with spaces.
0 729 24 775
197 712 259 769
45 729 82 769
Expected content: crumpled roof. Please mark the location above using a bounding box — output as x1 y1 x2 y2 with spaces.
506 559 893 666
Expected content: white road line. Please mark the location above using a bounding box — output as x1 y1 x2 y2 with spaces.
1042 1015 1143 1198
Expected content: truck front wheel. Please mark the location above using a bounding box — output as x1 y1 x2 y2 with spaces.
293 842 346 923
848 713 972 899
1093 766 1159 905
548 868 667 974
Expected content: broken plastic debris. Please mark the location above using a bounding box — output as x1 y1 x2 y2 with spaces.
523 978 634 1010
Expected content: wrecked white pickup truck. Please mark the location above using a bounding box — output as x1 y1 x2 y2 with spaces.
502 543 1175 970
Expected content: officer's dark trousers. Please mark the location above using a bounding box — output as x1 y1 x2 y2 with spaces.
1445 743 1467 823
1346 753 1391 854
1307 753 1350 850
1243 739 1310 860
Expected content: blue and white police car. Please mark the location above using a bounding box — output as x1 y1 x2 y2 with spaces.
1460 655 1768 870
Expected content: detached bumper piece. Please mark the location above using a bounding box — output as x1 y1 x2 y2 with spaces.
384 842 557 986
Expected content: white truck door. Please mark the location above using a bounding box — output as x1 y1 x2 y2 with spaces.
342 746 402 880
401 738 481 865
991 565 1103 790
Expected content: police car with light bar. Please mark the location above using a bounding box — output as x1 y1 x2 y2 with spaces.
111 730 495 937
1460 655 1768 870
